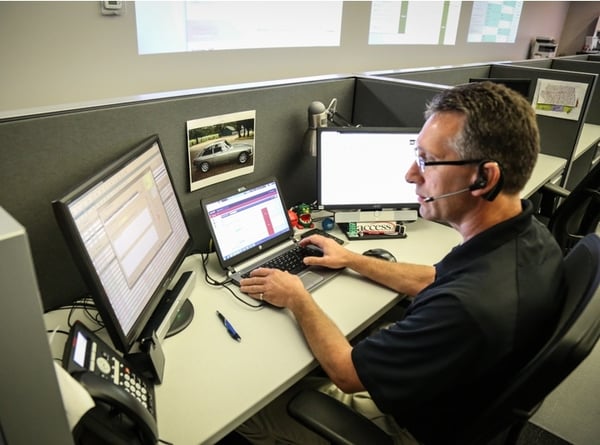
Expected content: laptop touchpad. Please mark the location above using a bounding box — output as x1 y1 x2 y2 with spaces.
300 271 324 289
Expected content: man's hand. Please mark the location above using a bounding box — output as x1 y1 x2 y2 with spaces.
240 267 309 308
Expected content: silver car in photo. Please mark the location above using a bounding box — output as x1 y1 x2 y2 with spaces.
193 140 253 173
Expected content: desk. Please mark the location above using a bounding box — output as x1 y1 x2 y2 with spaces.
575 123 600 162
45 170 561 444
44 162 562 444
567 123 600 188
522 153 566 198
151 218 460 444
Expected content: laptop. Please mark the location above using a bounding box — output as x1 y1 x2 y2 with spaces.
201 177 341 291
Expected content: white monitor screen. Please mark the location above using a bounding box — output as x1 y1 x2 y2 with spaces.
317 127 420 210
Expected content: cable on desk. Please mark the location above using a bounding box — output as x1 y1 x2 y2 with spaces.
46 296 105 333
67 298 104 331
200 252 265 309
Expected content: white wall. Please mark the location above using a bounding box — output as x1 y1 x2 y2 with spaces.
0 1 571 113
559 1 600 54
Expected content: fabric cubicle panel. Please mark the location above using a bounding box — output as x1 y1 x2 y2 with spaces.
351 76 447 128
366 64 493 87
550 59 600 125
0 76 355 311
489 64 597 186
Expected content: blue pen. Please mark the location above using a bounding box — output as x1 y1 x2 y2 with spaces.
216 311 242 342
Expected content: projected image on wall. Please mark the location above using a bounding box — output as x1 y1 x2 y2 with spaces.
369 1 462 45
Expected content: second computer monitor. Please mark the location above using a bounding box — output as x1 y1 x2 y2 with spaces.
317 126 421 218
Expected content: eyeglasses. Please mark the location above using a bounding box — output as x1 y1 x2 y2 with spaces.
415 152 483 173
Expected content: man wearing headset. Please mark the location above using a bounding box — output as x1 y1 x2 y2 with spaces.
238 81 565 445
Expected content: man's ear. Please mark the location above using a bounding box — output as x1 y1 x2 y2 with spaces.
471 161 503 201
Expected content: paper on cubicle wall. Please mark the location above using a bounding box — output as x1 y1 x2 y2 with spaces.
532 79 588 121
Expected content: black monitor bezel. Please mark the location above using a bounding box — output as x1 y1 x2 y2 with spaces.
316 126 422 211
52 134 193 353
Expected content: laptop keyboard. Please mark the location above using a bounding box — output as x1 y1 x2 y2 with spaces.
242 244 323 277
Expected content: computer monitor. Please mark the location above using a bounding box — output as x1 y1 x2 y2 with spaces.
53 134 193 354
469 77 532 98
317 127 421 222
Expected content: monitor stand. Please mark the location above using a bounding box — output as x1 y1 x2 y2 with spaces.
166 298 194 338
147 270 197 343
127 271 196 383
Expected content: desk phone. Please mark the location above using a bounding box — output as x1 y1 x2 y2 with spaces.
63 321 158 444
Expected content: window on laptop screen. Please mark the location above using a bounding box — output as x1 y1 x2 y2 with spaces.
317 127 421 212
203 179 292 268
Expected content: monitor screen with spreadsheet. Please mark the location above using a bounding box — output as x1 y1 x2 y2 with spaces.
52 134 192 353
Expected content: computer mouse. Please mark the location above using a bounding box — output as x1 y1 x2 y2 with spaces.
362 248 397 262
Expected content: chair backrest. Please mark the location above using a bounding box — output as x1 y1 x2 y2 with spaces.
549 161 600 253
461 233 600 445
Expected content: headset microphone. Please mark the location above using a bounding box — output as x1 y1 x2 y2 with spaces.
424 187 472 202
424 176 488 203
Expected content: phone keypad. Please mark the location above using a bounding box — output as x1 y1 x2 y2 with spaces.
87 338 154 414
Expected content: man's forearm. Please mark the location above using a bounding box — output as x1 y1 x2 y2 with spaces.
290 293 364 393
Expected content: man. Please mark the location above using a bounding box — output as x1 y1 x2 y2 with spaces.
238 81 565 444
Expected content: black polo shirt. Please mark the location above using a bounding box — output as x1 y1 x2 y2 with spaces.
352 201 564 444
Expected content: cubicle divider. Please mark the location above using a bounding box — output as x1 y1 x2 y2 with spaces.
368 63 597 188
506 58 554 68
352 76 447 127
549 58 600 124
0 76 356 311
498 61 600 187
1 73 465 313
489 64 596 175
365 63 493 87
2 61 595 313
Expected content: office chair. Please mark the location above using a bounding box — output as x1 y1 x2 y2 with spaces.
288 233 600 445
541 160 600 254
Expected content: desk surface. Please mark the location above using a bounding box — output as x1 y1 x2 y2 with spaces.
522 153 566 198
153 218 461 444
575 123 600 160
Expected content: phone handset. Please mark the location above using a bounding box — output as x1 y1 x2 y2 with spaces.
74 371 158 444
63 321 158 445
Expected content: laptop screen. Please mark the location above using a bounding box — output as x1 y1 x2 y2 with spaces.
203 178 293 269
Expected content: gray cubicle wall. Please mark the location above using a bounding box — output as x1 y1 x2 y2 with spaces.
488 64 597 186
352 76 447 128
550 59 600 124
0 76 355 311
366 63 493 87
379 63 597 186
505 58 554 68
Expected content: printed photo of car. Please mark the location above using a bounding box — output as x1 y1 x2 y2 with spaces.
192 140 253 173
